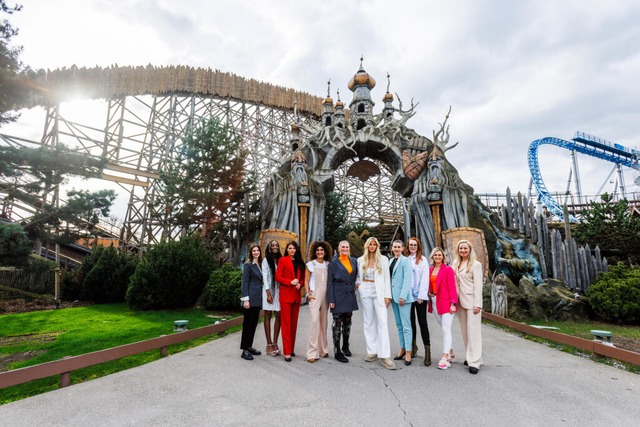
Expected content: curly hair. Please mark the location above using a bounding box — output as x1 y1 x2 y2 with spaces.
308 240 333 261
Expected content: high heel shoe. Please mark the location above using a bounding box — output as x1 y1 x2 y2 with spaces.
393 352 406 361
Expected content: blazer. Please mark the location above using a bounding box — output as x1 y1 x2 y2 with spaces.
356 255 391 306
275 255 305 304
390 255 414 304
327 255 359 314
408 254 429 301
241 261 263 308
427 264 458 315
453 260 483 310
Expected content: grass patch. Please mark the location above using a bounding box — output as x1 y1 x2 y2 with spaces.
0 304 240 405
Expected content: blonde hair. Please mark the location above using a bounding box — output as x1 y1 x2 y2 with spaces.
429 247 447 265
453 239 477 273
362 237 383 273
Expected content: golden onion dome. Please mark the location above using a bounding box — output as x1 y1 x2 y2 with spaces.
335 99 344 108
324 96 333 105
382 92 393 102
348 68 376 91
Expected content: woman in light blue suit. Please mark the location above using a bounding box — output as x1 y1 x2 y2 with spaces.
389 239 415 365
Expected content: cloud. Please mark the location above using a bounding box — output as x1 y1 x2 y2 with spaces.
7 0 640 203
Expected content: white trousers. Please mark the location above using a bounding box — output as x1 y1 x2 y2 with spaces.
430 295 454 355
359 283 391 358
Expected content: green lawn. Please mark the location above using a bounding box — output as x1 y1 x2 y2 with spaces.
0 304 241 405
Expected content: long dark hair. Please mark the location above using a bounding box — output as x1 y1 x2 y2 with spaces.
286 240 306 276
246 243 262 265
264 239 282 281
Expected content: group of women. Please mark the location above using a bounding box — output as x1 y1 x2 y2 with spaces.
239 237 484 374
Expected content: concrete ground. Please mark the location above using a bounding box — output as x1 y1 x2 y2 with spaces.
1 306 638 426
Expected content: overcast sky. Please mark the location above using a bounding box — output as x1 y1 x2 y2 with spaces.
8 0 640 208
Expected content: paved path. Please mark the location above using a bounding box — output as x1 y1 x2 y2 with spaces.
2 307 638 426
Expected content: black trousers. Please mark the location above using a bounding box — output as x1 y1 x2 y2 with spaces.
240 306 261 350
410 301 430 345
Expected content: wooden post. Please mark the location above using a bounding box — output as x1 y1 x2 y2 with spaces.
60 372 71 388
54 266 61 308
298 203 310 257
428 201 443 248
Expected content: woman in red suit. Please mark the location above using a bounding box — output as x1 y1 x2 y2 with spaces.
275 240 306 362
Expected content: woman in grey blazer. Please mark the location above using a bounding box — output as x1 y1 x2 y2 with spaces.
327 240 359 363
240 244 263 360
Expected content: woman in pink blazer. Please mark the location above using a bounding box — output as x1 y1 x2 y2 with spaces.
427 247 458 370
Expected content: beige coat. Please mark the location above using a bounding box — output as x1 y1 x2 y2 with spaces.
454 260 483 309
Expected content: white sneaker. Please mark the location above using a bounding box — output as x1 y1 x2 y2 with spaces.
437 357 450 370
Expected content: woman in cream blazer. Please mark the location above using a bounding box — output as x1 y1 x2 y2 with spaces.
452 239 484 374
356 237 397 370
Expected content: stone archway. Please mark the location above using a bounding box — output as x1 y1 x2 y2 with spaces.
260 62 473 257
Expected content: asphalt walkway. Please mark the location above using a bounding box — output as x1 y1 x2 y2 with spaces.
2 307 638 426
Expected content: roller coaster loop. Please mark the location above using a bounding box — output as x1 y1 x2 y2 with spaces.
528 131 639 221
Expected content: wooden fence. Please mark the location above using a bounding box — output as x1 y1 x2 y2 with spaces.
0 316 243 390
483 312 640 366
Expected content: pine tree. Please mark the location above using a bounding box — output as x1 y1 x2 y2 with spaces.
156 117 247 249
0 1 33 126
574 193 640 264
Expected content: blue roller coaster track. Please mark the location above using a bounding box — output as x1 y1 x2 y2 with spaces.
528 131 639 221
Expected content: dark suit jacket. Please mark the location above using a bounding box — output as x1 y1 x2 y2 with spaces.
241 261 263 308
327 255 359 314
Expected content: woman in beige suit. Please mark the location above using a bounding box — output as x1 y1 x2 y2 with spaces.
304 240 332 363
452 239 483 374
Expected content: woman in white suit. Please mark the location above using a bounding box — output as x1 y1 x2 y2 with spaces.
356 237 397 370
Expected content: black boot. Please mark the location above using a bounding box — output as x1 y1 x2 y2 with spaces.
341 317 352 357
333 320 348 363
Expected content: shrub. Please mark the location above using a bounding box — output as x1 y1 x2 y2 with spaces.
82 245 137 303
126 236 214 310
587 264 640 324
200 263 242 310
61 267 83 301
0 223 32 267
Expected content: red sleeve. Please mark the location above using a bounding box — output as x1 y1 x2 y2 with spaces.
275 256 291 286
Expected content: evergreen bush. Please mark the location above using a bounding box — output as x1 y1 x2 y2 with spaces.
0 223 32 267
126 236 214 309
200 263 242 310
587 263 640 324
82 245 137 303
